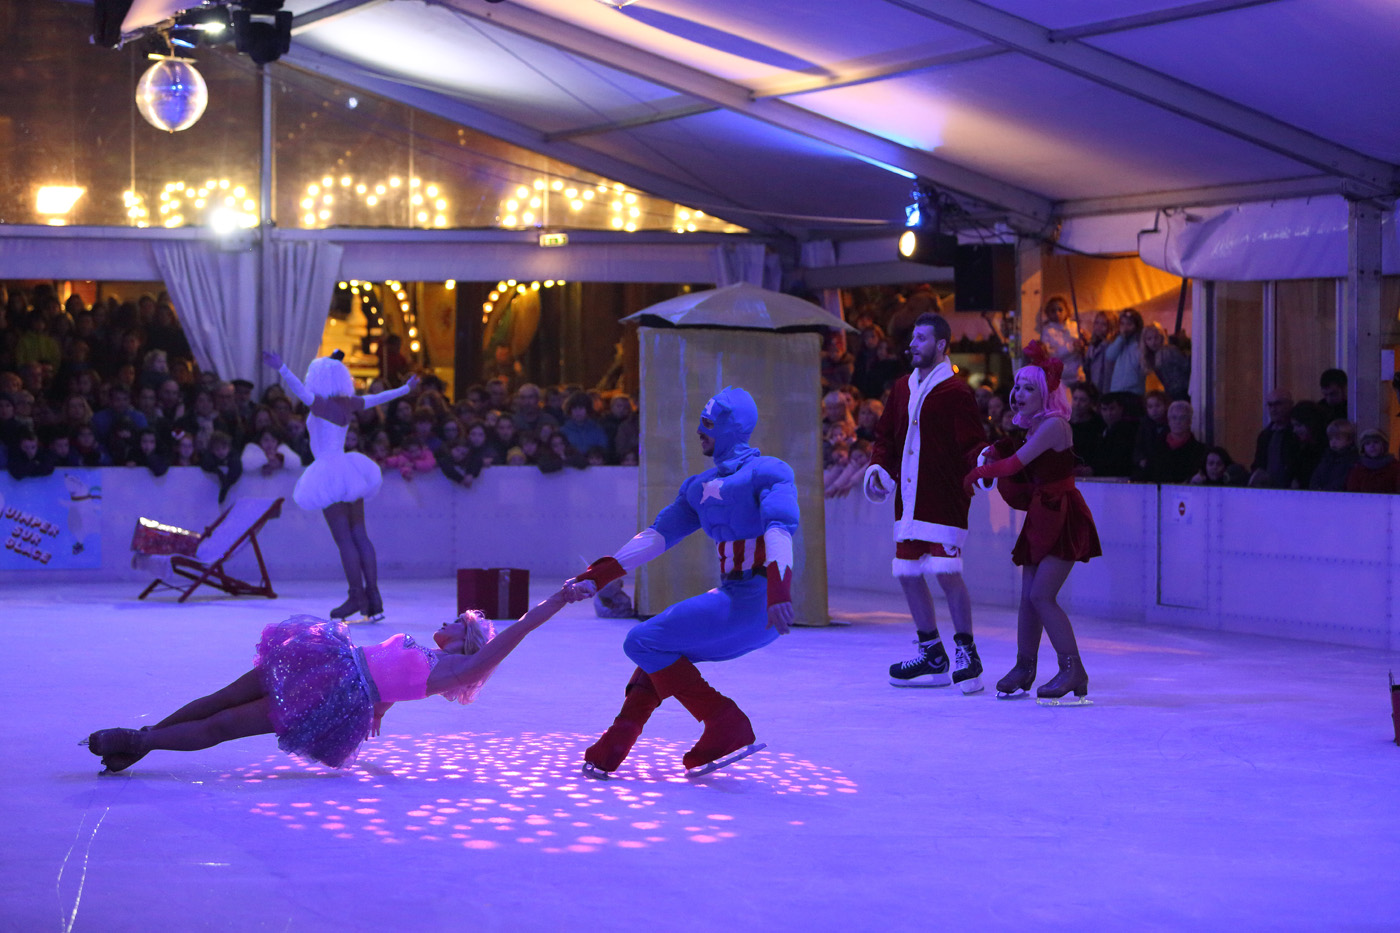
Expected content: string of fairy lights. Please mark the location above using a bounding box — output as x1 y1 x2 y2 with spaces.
115 172 728 235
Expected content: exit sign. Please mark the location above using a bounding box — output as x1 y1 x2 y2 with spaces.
538 232 569 247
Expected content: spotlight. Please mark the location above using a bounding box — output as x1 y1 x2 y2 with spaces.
233 3 292 66
897 181 958 266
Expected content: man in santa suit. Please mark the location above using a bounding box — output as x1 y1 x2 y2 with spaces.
864 312 988 692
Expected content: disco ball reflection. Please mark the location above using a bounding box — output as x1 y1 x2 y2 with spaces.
230 731 857 854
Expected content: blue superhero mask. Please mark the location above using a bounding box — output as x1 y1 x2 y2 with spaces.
699 386 759 472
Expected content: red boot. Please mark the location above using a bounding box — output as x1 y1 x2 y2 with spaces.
583 668 660 777
649 659 758 772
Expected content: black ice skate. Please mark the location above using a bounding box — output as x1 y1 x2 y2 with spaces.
888 637 952 687
995 654 1037 698
329 585 366 622
1036 653 1092 707
362 586 385 624
952 632 984 694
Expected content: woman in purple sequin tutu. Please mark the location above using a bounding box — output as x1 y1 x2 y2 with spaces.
84 583 591 773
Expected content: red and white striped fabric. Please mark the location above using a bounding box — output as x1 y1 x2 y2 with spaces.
716 536 767 575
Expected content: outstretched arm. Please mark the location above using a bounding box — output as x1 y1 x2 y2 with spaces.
572 480 702 590
264 350 315 405
428 586 587 697
359 374 420 410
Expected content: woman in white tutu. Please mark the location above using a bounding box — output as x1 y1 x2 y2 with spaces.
263 349 417 622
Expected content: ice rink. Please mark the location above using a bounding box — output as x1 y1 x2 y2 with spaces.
7 577 1400 932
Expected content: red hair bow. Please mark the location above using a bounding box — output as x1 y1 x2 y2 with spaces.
1022 340 1064 391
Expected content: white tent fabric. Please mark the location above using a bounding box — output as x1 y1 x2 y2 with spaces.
151 242 259 382
107 0 1398 258
266 239 345 382
1138 196 1400 281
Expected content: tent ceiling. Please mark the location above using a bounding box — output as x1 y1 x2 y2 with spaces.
113 0 1400 242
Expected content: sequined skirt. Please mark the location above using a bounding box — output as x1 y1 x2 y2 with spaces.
255 616 374 769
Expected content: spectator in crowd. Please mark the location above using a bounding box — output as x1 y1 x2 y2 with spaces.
1037 296 1084 383
14 311 62 370
493 416 521 460
1346 429 1399 493
48 433 77 467
58 395 95 437
1104 308 1146 395
212 381 246 448
604 394 639 460
1190 446 1247 486
106 417 140 466
1308 419 1359 491
1132 390 1170 480
241 427 300 477
380 333 412 386
983 393 1008 442
463 421 497 469
7 430 53 480
1249 389 1300 488
506 446 528 466
282 414 314 466
1288 401 1327 489
437 439 481 488
1318 368 1348 424
820 331 854 391
91 384 148 443
71 424 110 466
131 428 171 477
200 430 243 503
1140 322 1190 401
365 430 393 468
822 390 856 445
510 383 558 435
156 378 185 424
409 408 441 453
548 431 582 470
385 435 436 480
140 349 171 392
855 399 884 443
384 397 416 447
1088 392 1138 478
1068 381 1104 470
0 393 21 452
1143 400 1206 484
171 432 198 468
560 391 609 457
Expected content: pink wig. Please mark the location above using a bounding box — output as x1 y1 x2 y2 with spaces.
1011 363 1071 428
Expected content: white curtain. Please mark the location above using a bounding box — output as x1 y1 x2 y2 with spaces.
798 240 843 318
267 240 344 383
712 243 780 289
152 242 257 382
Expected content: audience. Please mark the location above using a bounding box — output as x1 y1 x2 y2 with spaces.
1347 429 1399 493
1142 400 1206 484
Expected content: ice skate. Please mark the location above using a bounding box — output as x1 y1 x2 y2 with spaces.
686 742 767 777
362 586 385 624
1036 653 1091 706
329 585 366 622
581 668 660 779
888 637 952 687
996 654 1037 698
952 632 984 694
84 728 146 772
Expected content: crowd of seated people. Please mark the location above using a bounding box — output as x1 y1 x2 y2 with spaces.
0 285 642 498
817 287 1394 498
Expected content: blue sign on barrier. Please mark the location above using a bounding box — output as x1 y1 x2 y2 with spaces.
0 470 103 570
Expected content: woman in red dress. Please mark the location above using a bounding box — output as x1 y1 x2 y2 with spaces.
965 342 1101 705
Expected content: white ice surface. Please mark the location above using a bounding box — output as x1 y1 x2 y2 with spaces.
8 579 1400 932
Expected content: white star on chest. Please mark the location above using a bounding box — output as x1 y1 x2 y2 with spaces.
701 478 725 503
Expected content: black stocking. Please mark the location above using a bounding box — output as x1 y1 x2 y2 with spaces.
324 502 364 594
348 498 377 595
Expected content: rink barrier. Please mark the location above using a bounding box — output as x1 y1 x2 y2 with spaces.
1 469 1395 651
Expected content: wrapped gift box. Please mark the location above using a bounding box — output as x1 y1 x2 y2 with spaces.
131 517 201 557
456 568 529 620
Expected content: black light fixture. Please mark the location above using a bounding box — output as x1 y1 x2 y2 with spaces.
897 181 958 266
233 1 292 65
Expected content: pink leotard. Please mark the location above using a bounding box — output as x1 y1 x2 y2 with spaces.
357 634 437 702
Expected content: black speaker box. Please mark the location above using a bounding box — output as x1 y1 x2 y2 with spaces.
953 244 1017 312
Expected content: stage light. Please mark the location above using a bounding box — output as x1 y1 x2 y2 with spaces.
232 4 292 66
897 180 958 266
36 186 85 216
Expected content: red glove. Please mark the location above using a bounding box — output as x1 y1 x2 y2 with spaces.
964 453 1026 494
575 556 625 587
766 561 793 606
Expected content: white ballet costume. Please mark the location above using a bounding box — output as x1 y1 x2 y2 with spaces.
277 363 408 511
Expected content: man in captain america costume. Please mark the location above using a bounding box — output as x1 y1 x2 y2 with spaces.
569 386 799 778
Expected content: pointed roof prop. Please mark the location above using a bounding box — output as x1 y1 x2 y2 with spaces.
622 283 856 333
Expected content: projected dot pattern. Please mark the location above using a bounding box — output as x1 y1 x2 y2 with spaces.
233 731 856 853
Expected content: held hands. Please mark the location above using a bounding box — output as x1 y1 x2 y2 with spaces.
261 349 283 370
405 374 421 392
560 579 597 603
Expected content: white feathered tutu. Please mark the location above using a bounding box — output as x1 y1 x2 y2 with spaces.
293 414 383 510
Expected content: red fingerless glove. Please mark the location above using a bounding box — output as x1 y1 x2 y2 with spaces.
766 561 793 606
576 556 625 587
964 453 1026 494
